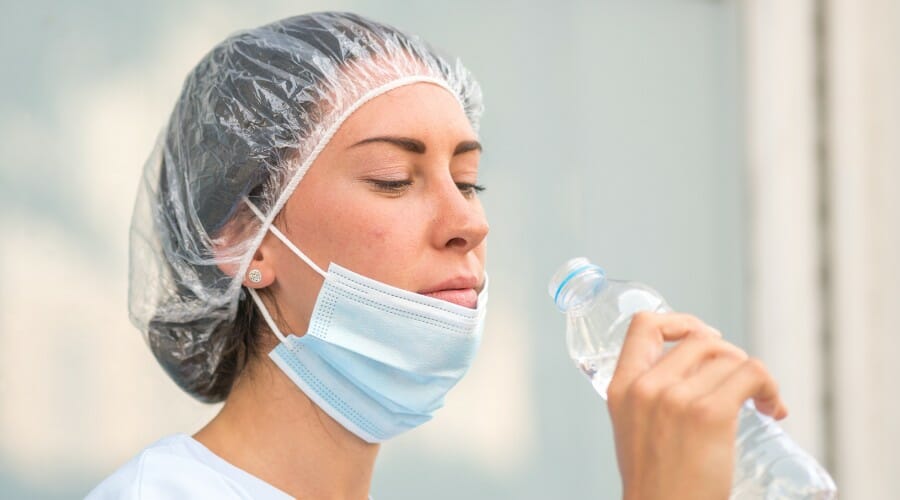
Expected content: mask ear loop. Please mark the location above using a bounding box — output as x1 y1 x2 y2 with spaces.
246 287 289 344
242 197 327 278
241 196 329 343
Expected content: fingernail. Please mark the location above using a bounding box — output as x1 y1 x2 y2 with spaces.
756 399 776 416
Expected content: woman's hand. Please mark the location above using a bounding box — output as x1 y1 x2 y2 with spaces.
606 312 788 500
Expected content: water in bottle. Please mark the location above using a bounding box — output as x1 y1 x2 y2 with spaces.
549 257 837 500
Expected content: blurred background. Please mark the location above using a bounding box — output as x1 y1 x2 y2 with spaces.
1 0 897 498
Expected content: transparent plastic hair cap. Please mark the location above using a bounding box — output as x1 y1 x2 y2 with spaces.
128 11 483 402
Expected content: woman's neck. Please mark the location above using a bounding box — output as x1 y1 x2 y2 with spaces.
194 359 379 499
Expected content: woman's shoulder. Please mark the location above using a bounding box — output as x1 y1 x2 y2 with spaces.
84 434 291 500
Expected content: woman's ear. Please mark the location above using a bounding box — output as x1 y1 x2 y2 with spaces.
241 246 276 288
211 209 278 288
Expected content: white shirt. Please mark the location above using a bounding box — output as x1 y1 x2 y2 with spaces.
86 434 294 499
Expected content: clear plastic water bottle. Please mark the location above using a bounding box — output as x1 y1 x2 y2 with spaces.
549 257 837 500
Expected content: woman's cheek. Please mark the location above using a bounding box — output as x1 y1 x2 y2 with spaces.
365 224 390 245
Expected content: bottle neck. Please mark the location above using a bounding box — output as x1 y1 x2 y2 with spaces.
553 264 608 313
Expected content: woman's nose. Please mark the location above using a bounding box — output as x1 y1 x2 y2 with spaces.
431 181 489 252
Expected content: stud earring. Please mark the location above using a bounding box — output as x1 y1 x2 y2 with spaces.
247 269 263 284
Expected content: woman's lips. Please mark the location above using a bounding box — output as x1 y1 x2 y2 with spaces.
422 288 478 308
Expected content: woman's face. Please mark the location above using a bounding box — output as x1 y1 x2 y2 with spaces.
257 82 488 335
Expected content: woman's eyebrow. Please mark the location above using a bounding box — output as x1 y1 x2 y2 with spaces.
349 136 482 156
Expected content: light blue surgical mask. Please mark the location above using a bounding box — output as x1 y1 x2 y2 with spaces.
244 201 488 443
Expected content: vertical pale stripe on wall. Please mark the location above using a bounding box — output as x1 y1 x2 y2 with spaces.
743 0 826 462
826 0 900 498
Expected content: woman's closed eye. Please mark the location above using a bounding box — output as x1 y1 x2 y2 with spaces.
456 182 486 198
367 179 413 194
366 179 485 198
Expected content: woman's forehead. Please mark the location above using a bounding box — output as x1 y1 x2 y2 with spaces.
336 83 476 144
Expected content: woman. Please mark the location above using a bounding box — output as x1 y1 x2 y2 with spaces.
89 11 786 500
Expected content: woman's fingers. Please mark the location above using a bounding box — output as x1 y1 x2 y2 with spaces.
656 356 745 417
705 358 788 420
609 311 787 421
611 312 708 392
650 332 747 382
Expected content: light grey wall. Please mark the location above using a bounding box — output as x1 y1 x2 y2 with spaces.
0 1 745 498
